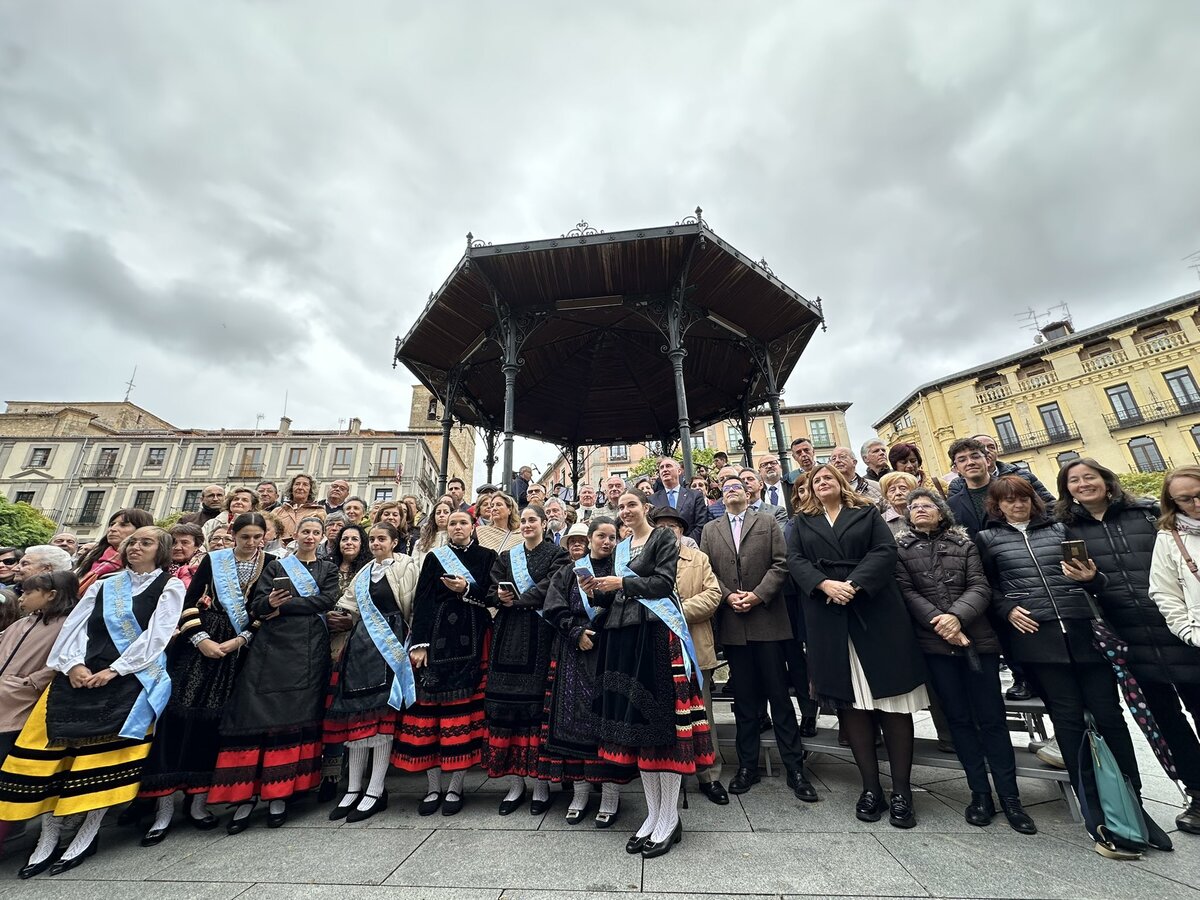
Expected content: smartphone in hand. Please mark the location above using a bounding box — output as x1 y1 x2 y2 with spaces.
272 576 297 594
1060 540 1088 563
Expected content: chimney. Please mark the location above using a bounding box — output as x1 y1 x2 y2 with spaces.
279 416 292 435
348 417 362 435
1039 320 1074 343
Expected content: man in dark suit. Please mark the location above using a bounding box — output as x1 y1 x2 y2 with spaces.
699 475 817 802
649 456 710 542
739 468 788 526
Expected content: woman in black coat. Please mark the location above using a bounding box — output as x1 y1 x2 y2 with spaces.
975 475 1170 852
788 465 927 829
207 516 339 832
1058 458 1200 835
895 489 1034 834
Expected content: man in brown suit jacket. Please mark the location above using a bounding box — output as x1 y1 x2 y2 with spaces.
699 476 817 802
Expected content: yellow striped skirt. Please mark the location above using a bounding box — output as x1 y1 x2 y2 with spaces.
0 688 151 821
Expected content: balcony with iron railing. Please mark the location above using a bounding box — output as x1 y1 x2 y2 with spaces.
810 436 835 449
1130 456 1173 474
64 507 104 526
374 466 399 479
997 423 1081 454
1102 397 1200 431
228 463 266 480
82 462 121 479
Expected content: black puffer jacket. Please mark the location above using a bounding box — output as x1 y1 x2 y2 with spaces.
1063 497 1200 685
975 517 1098 623
895 524 1000 656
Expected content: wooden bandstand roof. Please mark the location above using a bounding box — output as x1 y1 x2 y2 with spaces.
394 215 824 447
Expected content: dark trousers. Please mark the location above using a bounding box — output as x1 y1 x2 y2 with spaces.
1141 680 1200 791
781 637 819 718
924 653 1019 798
1028 660 1142 798
724 641 805 771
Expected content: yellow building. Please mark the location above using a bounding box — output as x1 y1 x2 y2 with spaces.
538 402 853 492
873 290 1200 486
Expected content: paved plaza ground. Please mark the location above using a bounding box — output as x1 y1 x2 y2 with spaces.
0 707 1195 900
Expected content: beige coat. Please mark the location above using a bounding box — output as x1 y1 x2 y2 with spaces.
335 554 421 626
677 544 722 670
0 613 67 733
275 502 327 541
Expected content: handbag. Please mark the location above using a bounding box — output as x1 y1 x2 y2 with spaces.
1171 529 1200 581
1077 713 1149 857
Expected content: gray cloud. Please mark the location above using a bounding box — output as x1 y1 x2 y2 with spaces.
2 1 1198 482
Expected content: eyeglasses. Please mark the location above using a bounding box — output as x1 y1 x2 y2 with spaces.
0 558 16 566
908 503 939 512
1171 494 1200 505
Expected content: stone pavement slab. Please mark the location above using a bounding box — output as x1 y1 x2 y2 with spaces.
243 886 502 900
0 881 252 900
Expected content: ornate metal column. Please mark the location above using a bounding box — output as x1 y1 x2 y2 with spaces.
437 364 468 496
492 303 542 490
737 399 755 468
663 288 703 479
569 444 581 502
478 426 499 485
747 340 790 482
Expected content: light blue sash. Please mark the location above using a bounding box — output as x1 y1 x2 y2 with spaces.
208 548 250 633
353 565 416 711
431 545 476 588
614 537 702 688
573 554 598 621
279 554 320 597
508 542 545 619
102 571 172 740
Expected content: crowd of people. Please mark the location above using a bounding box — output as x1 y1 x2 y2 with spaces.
0 437 1197 875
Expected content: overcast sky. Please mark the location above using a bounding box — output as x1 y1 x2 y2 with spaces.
3 2 1198 486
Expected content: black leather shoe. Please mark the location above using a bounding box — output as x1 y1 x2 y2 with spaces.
965 792 996 827
698 780 729 805
346 789 387 823
642 820 682 859
625 833 650 854
188 811 219 830
329 792 361 821
266 805 288 829
999 796 1037 835
855 790 885 822
418 792 442 816
1005 680 1033 701
565 806 587 824
18 847 61 879
786 769 819 803
498 788 527 816
140 823 171 847
889 792 917 829
441 791 464 816
48 837 97 876
799 716 818 738
1144 809 1173 851
594 807 619 828
226 800 257 834
529 791 556 815
1177 794 1200 835
728 767 760 794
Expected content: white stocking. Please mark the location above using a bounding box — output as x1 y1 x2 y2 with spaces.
189 792 211 820
231 798 256 822
503 774 524 802
425 766 442 801
61 808 105 861
344 739 369 800
268 799 286 815
27 813 63 866
599 782 620 816
447 769 466 797
532 778 550 803
569 780 591 813
365 734 391 796
651 772 682 842
637 771 662 839
150 794 175 832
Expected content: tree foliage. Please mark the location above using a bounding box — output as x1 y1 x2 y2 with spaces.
629 446 719 479
155 511 185 530
0 497 57 548
1118 472 1165 500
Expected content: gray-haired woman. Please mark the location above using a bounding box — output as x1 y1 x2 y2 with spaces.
894 489 1036 834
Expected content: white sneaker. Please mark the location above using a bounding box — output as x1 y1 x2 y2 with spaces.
1036 737 1066 770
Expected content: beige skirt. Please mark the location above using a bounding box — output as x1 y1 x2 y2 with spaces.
847 638 929 714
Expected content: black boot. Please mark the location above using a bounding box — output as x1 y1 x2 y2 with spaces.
965 792 995 827
999 797 1037 835
1176 792 1200 835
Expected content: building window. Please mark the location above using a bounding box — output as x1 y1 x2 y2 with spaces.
608 445 628 461
1038 402 1069 439
427 397 439 420
378 447 398 475
80 491 105 525
28 447 51 468
767 420 791 453
286 447 308 467
1106 384 1140 425
809 419 831 448
193 447 215 469
1164 368 1200 411
332 447 353 468
373 488 394 502
690 434 706 450
13 491 35 505
133 490 154 511
1191 425 1200 451
1129 437 1167 473
182 490 202 512
145 447 166 468
993 415 1020 453
726 425 742 448
1056 451 1081 468
610 470 627 481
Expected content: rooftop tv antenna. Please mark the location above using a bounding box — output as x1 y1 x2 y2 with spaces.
1016 304 1073 343
122 366 137 401
1186 250 1200 282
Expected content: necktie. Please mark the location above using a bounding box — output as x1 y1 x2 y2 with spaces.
731 514 743 552
769 485 779 506
668 489 678 509
553 532 560 545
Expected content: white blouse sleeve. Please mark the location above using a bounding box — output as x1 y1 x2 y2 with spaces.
111 577 186 676
47 579 102 673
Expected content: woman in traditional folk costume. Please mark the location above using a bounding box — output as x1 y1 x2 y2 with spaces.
538 517 633 826
484 503 569 815
585 491 714 859
324 522 419 822
137 513 267 845
392 510 495 816
208 516 338 832
0 526 182 878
